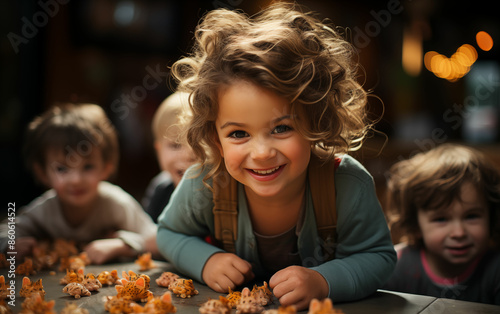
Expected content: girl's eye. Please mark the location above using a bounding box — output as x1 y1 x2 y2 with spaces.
272 124 292 134
229 130 248 139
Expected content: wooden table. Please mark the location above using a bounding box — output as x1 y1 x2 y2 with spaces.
3 261 499 313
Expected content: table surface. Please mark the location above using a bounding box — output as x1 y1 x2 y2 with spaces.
3 260 499 313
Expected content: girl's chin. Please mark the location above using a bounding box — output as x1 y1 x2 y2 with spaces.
245 184 282 198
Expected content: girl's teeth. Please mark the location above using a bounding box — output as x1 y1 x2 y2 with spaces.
253 166 279 175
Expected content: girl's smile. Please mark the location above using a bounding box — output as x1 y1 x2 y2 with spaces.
246 165 285 181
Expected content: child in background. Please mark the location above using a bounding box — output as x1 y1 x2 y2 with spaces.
383 144 500 305
0 103 158 264
142 92 196 222
157 3 396 310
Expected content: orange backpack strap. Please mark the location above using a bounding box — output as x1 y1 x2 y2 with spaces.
212 164 238 253
307 152 338 261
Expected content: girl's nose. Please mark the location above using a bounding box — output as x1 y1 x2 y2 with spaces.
250 136 276 160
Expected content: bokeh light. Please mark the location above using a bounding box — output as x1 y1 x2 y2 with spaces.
476 31 494 51
424 44 478 82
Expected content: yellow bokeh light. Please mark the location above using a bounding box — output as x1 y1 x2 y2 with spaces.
458 44 478 65
424 44 477 82
452 51 469 67
476 31 494 51
424 51 438 71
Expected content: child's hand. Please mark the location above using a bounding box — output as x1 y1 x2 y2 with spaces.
16 237 37 260
83 238 133 264
202 252 254 292
269 266 329 311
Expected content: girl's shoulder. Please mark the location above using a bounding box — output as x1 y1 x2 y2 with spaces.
170 164 215 200
335 154 374 185
182 164 217 190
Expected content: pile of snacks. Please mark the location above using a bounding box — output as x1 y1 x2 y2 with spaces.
0 240 342 313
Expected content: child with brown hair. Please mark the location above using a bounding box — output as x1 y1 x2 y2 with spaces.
384 143 500 305
1 103 158 264
156 3 395 310
142 91 196 222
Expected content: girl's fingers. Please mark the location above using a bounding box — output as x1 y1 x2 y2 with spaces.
232 258 254 282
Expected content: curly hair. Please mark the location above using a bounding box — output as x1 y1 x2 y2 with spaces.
24 103 119 182
172 2 372 182
386 144 500 248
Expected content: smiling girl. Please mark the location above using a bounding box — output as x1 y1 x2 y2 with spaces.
156 3 396 310
384 144 500 305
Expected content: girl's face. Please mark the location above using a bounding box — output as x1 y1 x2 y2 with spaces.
417 181 490 276
215 80 311 200
38 147 112 210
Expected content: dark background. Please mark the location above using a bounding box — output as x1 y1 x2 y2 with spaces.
1 0 499 214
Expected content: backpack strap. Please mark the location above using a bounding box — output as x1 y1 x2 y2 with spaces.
307 153 338 261
212 164 238 253
212 153 339 260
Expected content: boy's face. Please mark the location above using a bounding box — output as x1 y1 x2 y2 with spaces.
37 147 112 210
215 80 311 199
155 134 196 187
417 181 490 276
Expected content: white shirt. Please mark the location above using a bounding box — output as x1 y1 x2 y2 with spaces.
1 181 157 253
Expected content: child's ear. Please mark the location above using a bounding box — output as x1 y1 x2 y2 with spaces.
33 162 49 187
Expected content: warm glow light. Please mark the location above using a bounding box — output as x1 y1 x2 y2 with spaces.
424 44 478 82
453 51 469 67
424 51 438 71
458 44 478 65
430 54 443 77
476 31 494 51
402 28 423 76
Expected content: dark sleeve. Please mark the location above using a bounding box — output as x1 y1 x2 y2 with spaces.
145 182 175 223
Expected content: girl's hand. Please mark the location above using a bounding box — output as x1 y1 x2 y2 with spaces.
269 266 329 311
202 252 254 292
83 238 134 264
